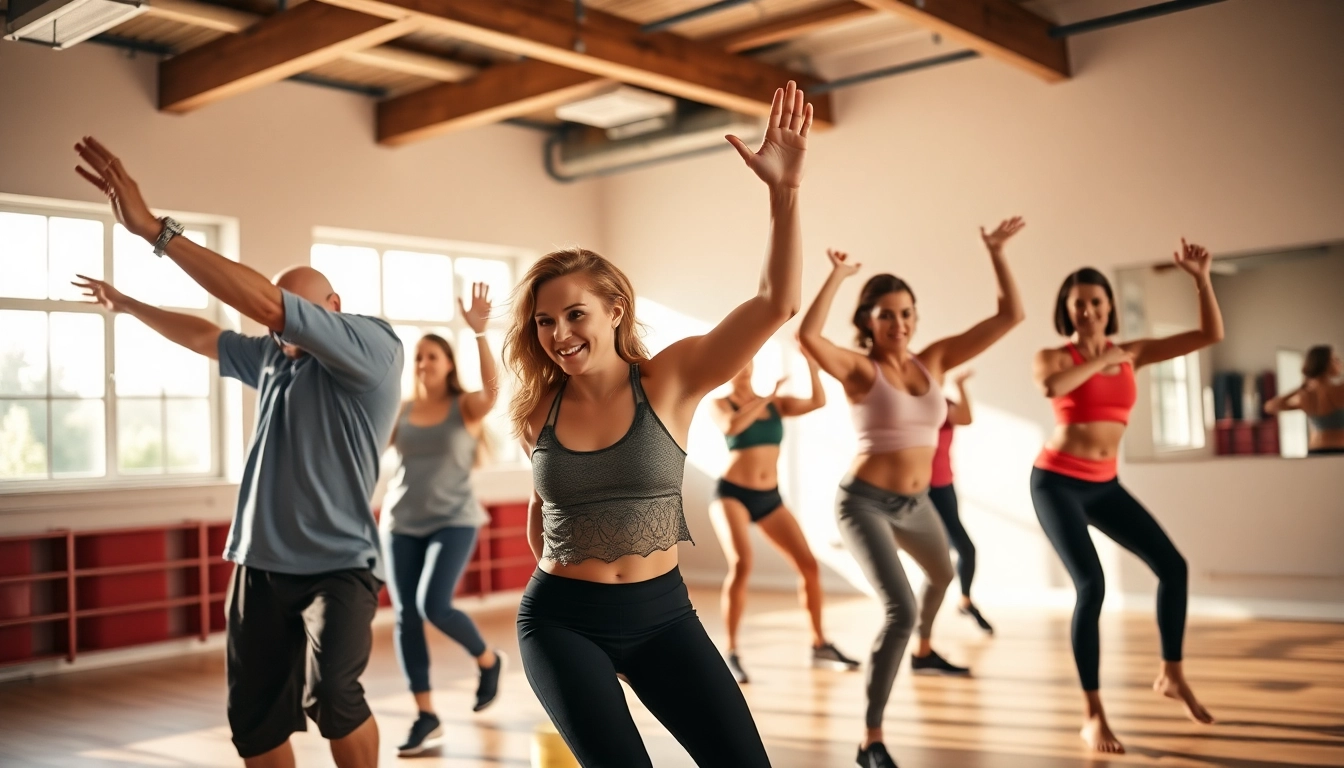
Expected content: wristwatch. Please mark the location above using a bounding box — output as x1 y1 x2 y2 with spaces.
153 216 184 257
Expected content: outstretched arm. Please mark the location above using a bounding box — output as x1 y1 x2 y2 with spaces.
922 218 1027 373
459 282 500 422
1264 389 1304 416
1035 345 1133 398
1125 240 1225 369
798 249 870 392
73 275 221 359
654 82 812 399
75 137 286 332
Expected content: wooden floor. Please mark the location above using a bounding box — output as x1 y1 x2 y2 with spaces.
1 587 1342 767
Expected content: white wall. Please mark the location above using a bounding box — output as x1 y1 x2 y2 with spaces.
598 0 1344 615
0 40 603 532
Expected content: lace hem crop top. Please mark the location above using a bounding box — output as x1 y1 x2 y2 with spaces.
529 364 693 566
850 357 948 454
1051 343 1137 425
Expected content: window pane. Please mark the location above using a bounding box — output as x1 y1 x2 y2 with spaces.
117 398 163 473
166 398 211 473
51 399 105 478
0 212 47 299
0 400 47 479
0 310 48 396
383 250 453 322
454 328 504 393
50 312 105 397
113 224 209 308
311 244 380 315
113 314 210 397
454 257 512 319
47 217 104 301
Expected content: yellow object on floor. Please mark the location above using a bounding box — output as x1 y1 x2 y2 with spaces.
531 721 578 768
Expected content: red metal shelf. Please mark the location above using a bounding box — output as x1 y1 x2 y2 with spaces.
75 558 207 578
0 571 67 586
0 612 70 629
75 596 205 619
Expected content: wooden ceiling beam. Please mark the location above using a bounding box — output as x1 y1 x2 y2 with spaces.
160 2 422 112
711 1 879 53
852 0 1069 81
314 0 834 126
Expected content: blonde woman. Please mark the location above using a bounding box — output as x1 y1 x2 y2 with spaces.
504 81 812 767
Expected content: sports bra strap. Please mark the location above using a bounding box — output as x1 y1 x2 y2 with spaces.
544 377 569 428
630 363 647 405
1066 341 1116 365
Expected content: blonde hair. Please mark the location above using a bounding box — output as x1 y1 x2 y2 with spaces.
503 247 649 438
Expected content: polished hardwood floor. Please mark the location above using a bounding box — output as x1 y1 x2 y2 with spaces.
1 586 1341 767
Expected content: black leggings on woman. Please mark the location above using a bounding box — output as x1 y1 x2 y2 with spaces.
928 483 975 597
517 567 770 768
1029 468 1188 691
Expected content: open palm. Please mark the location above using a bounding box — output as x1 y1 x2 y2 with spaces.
72 274 129 313
458 281 493 333
75 137 159 240
980 217 1025 252
826 248 861 278
1173 238 1213 279
727 80 812 189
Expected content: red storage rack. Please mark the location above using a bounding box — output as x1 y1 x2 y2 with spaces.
0 502 532 669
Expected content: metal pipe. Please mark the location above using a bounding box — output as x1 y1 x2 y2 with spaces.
543 130 735 183
812 49 979 94
1051 0 1226 38
641 0 758 35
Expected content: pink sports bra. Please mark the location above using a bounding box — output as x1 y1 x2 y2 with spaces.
851 357 948 455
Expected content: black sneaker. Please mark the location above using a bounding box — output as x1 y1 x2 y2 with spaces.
812 642 861 671
726 651 749 684
856 741 899 768
397 711 442 757
910 649 971 677
959 602 994 635
473 650 505 712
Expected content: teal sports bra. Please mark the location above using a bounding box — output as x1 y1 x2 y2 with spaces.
1308 407 1344 431
725 401 784 451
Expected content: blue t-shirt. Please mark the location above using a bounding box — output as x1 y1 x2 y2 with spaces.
217 290 403 581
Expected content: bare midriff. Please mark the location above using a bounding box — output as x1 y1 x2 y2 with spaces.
1309 428 1344 451
1045 421 1128 461
722 444 782 490
850 446 937 496
538 546 680 584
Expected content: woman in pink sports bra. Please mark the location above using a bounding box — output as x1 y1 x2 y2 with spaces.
799 218 1026 768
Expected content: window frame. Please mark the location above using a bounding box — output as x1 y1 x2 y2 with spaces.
0 193 239 494
311 226 531 467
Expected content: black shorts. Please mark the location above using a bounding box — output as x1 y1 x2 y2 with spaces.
713 478 783 523
225 565 380 758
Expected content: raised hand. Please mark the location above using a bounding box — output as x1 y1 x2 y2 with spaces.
727 80 813 190
980 217 1025 253
1173 238 1213 280
458 281 493 334
74 137 159 240
826 248 861 279
73 274 131 313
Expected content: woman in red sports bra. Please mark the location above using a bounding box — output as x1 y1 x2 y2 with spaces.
1030 239 1224 755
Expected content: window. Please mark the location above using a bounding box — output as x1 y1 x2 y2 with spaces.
310 230 522 464
0 196 226 488
1150 327 1206 451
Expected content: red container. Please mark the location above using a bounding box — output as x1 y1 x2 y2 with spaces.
488 503 529 529
1254 420 1280 455
1231 422 1256 455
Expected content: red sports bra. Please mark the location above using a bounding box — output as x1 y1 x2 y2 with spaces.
1051 343 1136 425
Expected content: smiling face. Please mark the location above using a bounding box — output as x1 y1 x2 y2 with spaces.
865 290 917 354
1066 284 1113 338
532 272 625 376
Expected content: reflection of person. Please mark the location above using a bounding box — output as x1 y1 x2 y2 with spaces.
73 137 402 767
382 284 505 757
800 218 1026 768
709 349 859 685
1265 345 1344 455
927 370 994 634
1030 241 1223 755
506 81 812 767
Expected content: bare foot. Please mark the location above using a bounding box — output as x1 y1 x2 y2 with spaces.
1081 713 1125 754
1154 674 1215 724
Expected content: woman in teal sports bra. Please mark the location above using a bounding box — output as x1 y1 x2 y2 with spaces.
709 345 860 684
1266 344 1344 455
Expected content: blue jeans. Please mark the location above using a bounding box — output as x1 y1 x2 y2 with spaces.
385 526 487 693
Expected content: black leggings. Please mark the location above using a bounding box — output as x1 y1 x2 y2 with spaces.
928 483 975 597
1030 468 1188 691
517 567 770 768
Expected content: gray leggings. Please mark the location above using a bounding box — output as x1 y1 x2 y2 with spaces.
836 476 955 729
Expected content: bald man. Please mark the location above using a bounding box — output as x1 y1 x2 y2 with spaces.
74 138 402 768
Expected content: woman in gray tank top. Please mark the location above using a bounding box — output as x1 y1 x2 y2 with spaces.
381 283 505 756
503 80 814 768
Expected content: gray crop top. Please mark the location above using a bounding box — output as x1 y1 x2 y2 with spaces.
529 364 693 565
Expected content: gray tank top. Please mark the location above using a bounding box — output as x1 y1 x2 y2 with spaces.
383 398 488 536
530 364 693 565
